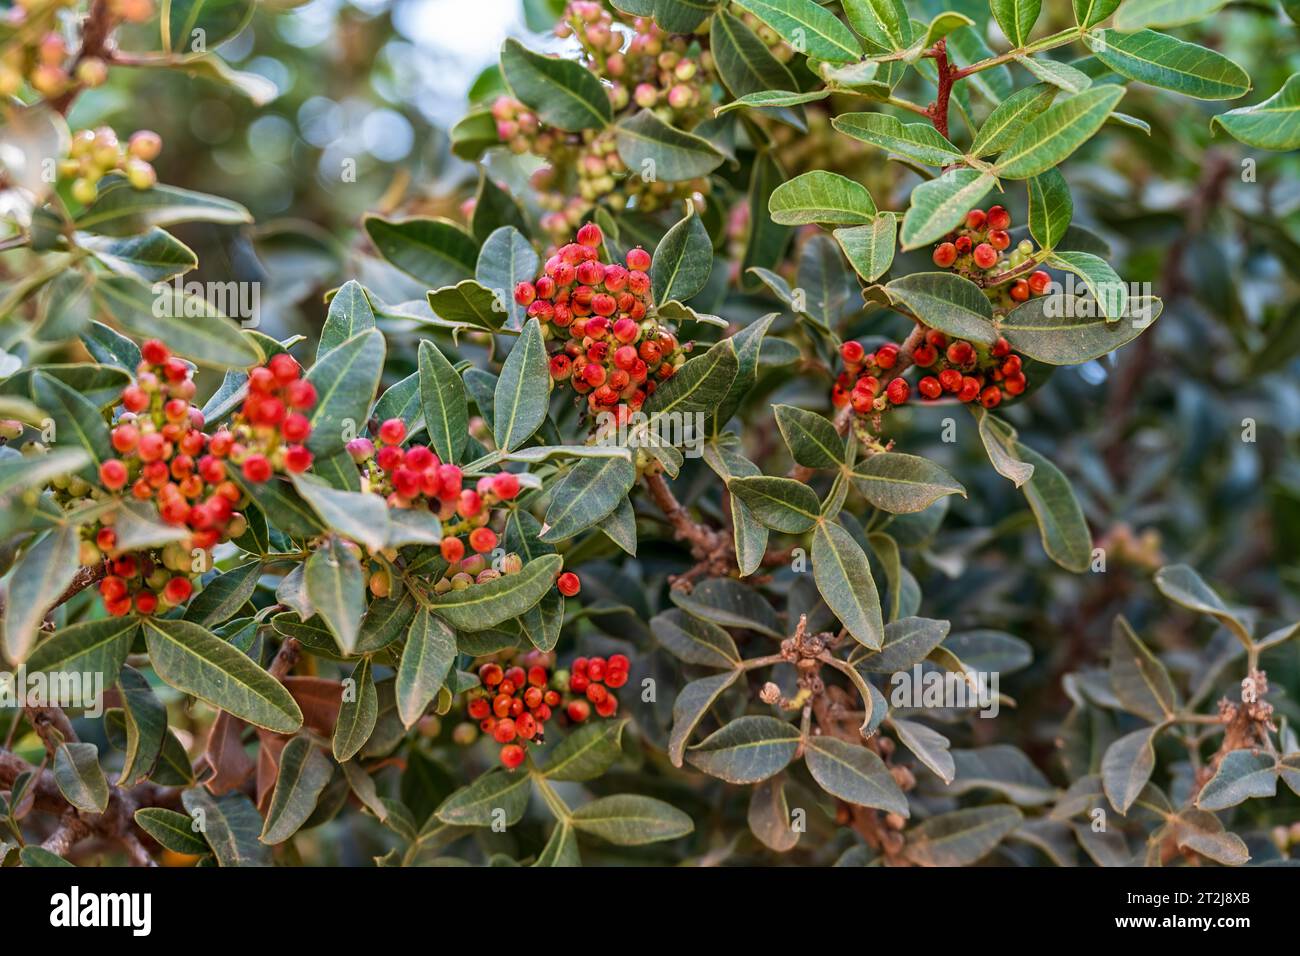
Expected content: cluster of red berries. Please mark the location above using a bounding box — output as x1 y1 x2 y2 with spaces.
931 205 1052 310
87 340 251 616
1 0 152 102
221 354 317 483
513 223 687 415
347 417 489 519
468 662 564 769
561 654 628 722
833 331 1030 412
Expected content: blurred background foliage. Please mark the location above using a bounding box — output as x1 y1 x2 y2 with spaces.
6 0 1300 863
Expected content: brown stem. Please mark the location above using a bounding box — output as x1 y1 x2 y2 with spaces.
49 0 118 116
926 40 955 140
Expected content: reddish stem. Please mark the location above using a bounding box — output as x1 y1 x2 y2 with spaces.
926 40 956 140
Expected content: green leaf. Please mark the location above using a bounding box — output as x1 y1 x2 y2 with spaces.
972 408 1034 486
1102 724 1163 813
900 169 996 250
768 171 876 226
134 807 209 855
435 769 532 826
570 795 693 845
117 665 167 787
884 272 997 345
991 0 1041 47
712 313 773 429
890 717 955 782
185 561 262 628
851 616 950 671
260 735 333 844
732 0 861 63
1045 250 1128 321
851 452 966 513
711 11 800 109
842 0 910 50
18 846 75 867
0 447 90 499
668 670 742 767
542 719 627 781
1168 808 1250 865
970 83 1058 157
534 821 582 866
835 215 897 283
81 227 196 283
650 608 741 668
305 328 385 458
92 276 261 369
30 372 113 477
1015 54 1092 94
494 318 551 452
333 657 378 761
305 537 366 656
541 456 637 541
947 745 1056 805
1113 0 1229 30
476 226 540 331
804 735 908 814
650 215 714 304
76 175 251 235
417 339 469 464
902 805 1023 866
426 279 507 331
995 85 1126 179
142 617 303 733
181 788 270 866
831 112 963 166
362 216 477 288
1027 168 1072 251
500 38 612 131
1086 29 1250 100
292 475 390 554
2 525 79 664
687 715 801 783
774 404 845 469
396 608 457 729
24 616 136 679
1196 749 1279 811
53 742 109 813
643 336 739 424
728 475 820 533
1212 74 1300 151
999 294 1160 364
716 89 831 114
615 110 724 182
669 576 781 636
1073 0 1121 29
1015 440 1092 572
812 519 884 649
1153 564 1252 646
318 280 375 360
428 554 563 630
1109 616 1178 721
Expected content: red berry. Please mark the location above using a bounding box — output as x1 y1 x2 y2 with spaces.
885 378 910 405
875 344 899 369
163 576 193 604
912 344 937 367
282 413 310 442
268 353 300 384
576 222 603 248
954 235 973 255
991 336 1012 358
932 242 957 268
557 571 580 597
514 281 537 306
499 744 526 769
491 472 520 500
111 424 139 454
99 459 128 490
1004 372 1027 396
378 418 406 445
595 695 618 717
938 368 963 393
134 591 158 615
468 527 497 553
493 718 517 743
480 662 503 686
287 380 317 410
527 665 547 687
1009 280 1030 302
987 205 1011 231
973 243 998 269
241 455 272 483
979 386 1002 408
918 376 942 400
284 445 313 473
141 340 169 364
625 247 651 271
958 377 982 403
946 341 975 366
965 209 987 231
988 229 1011 251
605 668 628 688
588 658 606 682
566 700 591 723
840 341 865 364
1028 270 1051 295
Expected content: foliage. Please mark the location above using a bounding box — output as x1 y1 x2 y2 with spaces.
0 0 1298 868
